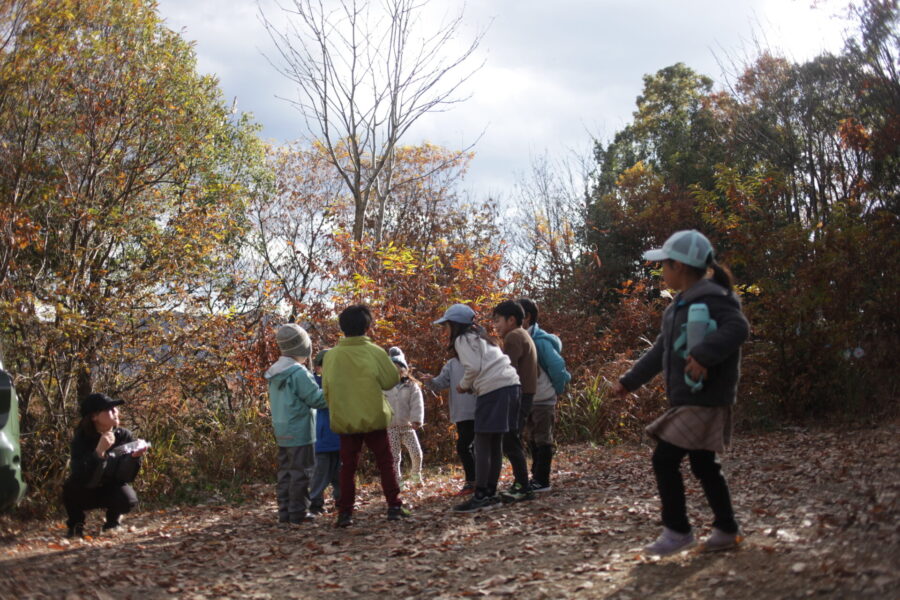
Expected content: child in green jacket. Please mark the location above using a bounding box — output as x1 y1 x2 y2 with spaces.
322 304 409 527
264 323 327 525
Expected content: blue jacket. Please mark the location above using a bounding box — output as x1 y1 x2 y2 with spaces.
314 373 340 453
529 324 571 394
265 357 327 447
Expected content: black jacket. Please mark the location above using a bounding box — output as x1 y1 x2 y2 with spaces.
620 279 750 407
68 427 142 489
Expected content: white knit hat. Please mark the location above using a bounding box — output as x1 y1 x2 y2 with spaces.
388 346 408 369
276 324 312 358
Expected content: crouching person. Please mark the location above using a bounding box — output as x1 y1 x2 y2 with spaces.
63 393 146 538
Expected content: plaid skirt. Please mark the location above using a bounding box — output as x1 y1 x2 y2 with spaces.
645 405 733 454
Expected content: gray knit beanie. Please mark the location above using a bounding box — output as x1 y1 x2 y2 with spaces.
388 346 408 369
276 324 312 358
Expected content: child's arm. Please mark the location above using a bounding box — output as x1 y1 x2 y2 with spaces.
427 361 452 392
690 298 750 367
454 336 480 392
296 368 328 409
619 332 665 392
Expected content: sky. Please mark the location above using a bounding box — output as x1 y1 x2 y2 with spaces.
156 0 850 200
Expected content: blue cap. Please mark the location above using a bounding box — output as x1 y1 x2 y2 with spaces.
643 230 714 268
433 303 475 325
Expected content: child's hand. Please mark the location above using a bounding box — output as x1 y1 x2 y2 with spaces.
419 373 433 382
96 431 116 456
611 381 629 399
131 447 148 458
456 384 470 394
685 356 708 381
411 421 422 429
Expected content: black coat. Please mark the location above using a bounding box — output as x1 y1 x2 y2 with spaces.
68 427 142 489
620 279 750 407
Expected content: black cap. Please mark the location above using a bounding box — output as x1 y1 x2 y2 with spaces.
80 393 124 417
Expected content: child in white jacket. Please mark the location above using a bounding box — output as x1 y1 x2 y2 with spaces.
385 347 425 484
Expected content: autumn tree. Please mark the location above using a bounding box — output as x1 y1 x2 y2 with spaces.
261 0 483 242
0 0 267 425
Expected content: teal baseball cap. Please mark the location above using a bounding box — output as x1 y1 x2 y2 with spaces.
643 230 714 268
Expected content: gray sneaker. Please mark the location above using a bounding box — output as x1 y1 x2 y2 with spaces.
700 528 742 552
643 527 695 556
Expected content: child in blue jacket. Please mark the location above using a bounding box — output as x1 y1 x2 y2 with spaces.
264 324 327 525
309 349 340 514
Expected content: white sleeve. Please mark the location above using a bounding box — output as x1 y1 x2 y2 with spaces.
455 335 481 392
409 384 424 423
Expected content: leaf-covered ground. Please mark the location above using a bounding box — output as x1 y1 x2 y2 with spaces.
2 423 898 600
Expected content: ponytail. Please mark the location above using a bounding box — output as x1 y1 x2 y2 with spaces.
708 259 734 292
447 321 497 351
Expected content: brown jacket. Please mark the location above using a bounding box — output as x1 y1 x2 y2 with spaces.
502 327 538 395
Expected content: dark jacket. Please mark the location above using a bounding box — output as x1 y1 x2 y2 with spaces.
68 427 142 489
314 373 340 454
620 279 750 407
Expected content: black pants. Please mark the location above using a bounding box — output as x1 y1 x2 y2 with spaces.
455 420 476 483
63 480 138 527
474 432 503 494
652 440 738 534
502 393 532 487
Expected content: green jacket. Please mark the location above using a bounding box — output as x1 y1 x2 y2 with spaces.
322 336 399 434
265 357 328 447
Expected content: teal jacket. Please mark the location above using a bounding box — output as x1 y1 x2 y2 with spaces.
265 357 327 447
529 324 571 394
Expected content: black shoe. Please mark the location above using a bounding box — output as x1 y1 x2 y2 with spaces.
66 523 84 539
289 513 316 524
101 520 121 532
308 504 325 516
453 493 500 513
500 482 535 503
387 506 411 521
335 512 353 528
528 480 552 493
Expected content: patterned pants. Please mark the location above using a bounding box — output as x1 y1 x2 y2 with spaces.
388 426 422 481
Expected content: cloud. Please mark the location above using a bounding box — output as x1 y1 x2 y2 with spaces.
157 0 847 197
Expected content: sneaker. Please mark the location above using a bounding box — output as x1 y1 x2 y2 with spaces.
308 504 325 516
453 493 500 513
454 482 476 496
500 482 535 503
387 506 411 521
700 528 742 552
289 513 316 524
643 527 695 556
66 523 84 539
528 480 552 493
335 512 353 528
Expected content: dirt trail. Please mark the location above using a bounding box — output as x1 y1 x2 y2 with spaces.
2 425 898 599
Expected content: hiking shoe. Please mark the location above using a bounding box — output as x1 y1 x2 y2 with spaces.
387 506 412 521
528 480 552 493
66 523 84 539
700 528 742 552
644 527 695 556
500 482 535 503
453 494 499 513
335 512 353 528
102 520 121 533
454 482 476 496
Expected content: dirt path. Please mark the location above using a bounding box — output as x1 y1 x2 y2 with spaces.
2 424 898 599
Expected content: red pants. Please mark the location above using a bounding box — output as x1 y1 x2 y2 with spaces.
337 429 402 514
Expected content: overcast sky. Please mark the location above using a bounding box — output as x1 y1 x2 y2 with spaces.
156 0 849 199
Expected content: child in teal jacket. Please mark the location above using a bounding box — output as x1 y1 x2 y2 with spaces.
265 323 327 525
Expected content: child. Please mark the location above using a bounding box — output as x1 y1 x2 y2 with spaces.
424 355 477 495
384 347 425 484
433 304 520 513
491 300 537 502
518 297 571 493
322 304 409 527
63 393 147 538
612 230 750 555
264 323 327 525
309 349 340 515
